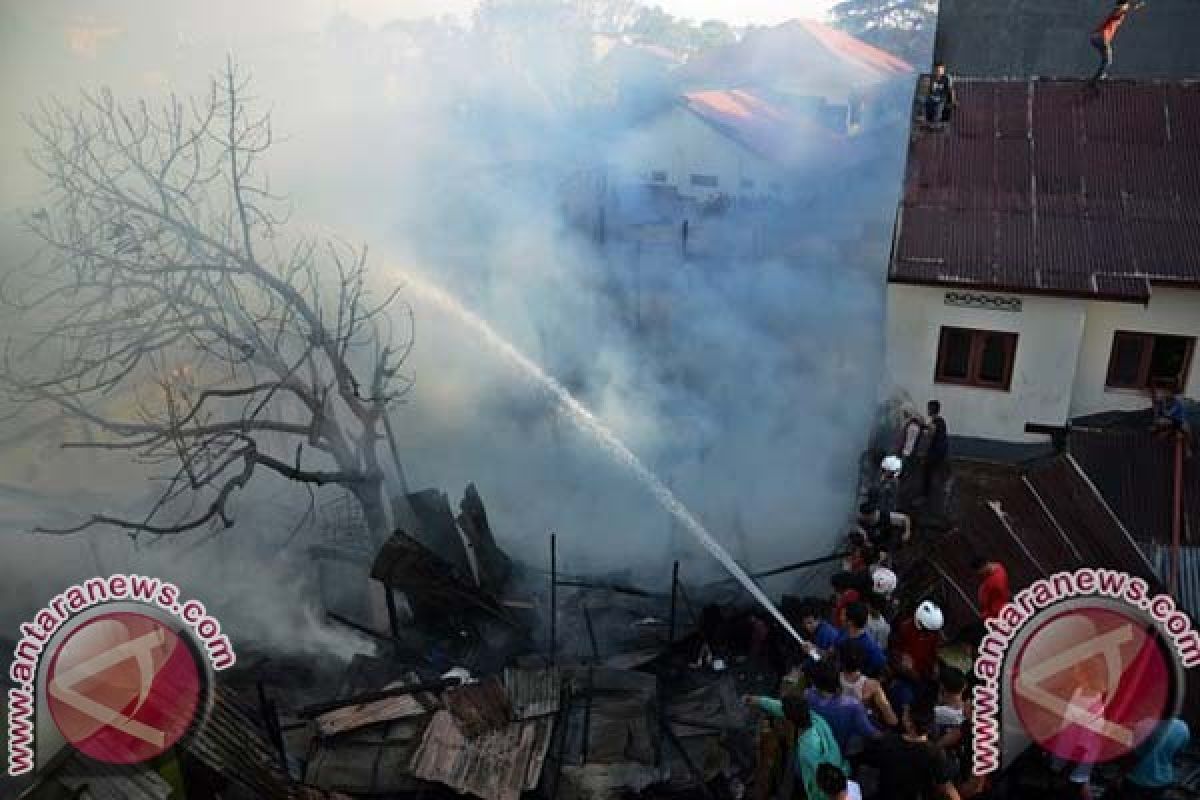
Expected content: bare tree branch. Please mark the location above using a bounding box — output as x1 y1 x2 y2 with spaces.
6 64 414 547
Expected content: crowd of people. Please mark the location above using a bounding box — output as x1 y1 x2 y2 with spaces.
735 397 1191 800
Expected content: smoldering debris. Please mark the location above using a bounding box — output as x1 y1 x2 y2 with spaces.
19 479 803 800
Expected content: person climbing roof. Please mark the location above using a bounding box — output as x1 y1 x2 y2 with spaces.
1090 1 1146 83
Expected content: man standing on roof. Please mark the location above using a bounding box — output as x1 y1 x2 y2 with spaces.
924 62 957 128
1089 1 1146 84
971 556 1010 621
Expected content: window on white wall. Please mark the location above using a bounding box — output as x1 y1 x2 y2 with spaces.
690 174 718 187
934 327 1018 390
1105 332 1195 390
650 170 667 183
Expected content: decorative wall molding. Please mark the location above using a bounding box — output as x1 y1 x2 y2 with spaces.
944 292 1023 312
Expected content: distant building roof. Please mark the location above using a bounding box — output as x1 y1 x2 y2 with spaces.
680 20 912 95
891 79 1200 300
934 0 1200 79
680 89 851 166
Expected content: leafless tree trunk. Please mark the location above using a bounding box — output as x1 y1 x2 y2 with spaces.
2 61 412 548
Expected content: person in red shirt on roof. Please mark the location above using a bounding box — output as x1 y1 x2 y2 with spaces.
1089 1 1146 84
972 556 1011 621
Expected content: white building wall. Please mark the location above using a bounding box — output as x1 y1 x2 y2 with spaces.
885 284 1089 443
612 108 778 201
1070 287 1200 417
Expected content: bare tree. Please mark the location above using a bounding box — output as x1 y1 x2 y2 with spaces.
2 62 412 548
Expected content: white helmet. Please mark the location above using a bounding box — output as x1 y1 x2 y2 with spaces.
871 567 898 595
914 601 944 632
881 455 903 474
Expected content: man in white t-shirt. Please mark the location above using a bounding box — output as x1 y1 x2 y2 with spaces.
817 762 863 800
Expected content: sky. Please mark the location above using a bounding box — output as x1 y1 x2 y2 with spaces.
329 0 833 26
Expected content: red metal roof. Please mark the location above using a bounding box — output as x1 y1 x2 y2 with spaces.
681 89 849 165
679 20 912 93
891 79 1200 300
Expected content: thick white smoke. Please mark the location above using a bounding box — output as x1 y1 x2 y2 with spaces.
0 0 919 656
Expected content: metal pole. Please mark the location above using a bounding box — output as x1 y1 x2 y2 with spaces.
1172 433 1184 595
256 681 288 774
385 586 400 639
668 560 679 646
583 604 600 663
550 532 558 666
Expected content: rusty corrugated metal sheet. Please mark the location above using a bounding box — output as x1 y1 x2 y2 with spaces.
409 710 554 800
188 689 300 799
924 453 1163 636
314 675 434 738
1070 426 1200 547
444 677 513 737
893 79 1200 298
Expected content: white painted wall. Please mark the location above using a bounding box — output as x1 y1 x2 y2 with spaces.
885 284 1089 443
1070 287 1200 417
612 107 780 201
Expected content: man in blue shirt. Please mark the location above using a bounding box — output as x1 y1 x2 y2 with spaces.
1124 718 1190 799
800 603 841 658
804 660 880 756
837 602 887 677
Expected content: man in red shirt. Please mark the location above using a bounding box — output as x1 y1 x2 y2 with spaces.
1090 1 1145 84
972 556 1011 621
888 601 944 714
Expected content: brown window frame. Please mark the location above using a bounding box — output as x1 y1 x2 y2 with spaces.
1105 331 1195 390
934 326 1018 391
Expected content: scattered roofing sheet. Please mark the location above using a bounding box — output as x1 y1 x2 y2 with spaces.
934 0 1200 80
444 677 513 736
504 667 561 720
891 79 1200 299
410 710 554 800
306 716 431 796
22 756 173 800
314 676 434 738
185 688 301 800
1069 426 1200 547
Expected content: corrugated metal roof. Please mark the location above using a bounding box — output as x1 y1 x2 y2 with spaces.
409 710 554 800
24 689 329 800
892 79 1200 299
1149 543 1200 619
680 19 911 93
187 689 300 799
920 453 1163 635
1070 426 1200 546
